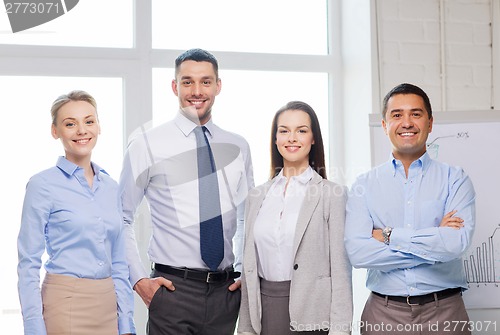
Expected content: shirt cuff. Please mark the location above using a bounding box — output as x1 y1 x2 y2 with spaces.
23 317 47 335
118 316 136 335
388 227 412 253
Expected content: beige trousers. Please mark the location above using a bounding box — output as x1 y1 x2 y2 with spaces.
41 273 118 335
361 292 471 335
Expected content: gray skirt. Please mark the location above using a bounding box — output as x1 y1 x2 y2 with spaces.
259 278 329 334
260 278 294 335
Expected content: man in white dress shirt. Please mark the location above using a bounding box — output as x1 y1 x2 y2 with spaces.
119 48 254 335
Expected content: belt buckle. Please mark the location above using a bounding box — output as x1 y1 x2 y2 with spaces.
406 296 419 306
206 271 215 283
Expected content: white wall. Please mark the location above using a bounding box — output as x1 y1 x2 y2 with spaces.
339 1 374 333
375 0 496 111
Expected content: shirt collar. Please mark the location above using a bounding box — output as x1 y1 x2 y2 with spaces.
175 112 215 138
275 165 314 185
390 151 431 176
56 156 107 179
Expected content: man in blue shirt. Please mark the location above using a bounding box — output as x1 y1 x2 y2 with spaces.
345 83 475 335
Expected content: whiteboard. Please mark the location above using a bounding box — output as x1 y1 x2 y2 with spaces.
369 110 500 309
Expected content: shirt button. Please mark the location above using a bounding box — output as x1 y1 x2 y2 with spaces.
293 264 298 270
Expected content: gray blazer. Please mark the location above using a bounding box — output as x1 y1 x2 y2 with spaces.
238 171 353 335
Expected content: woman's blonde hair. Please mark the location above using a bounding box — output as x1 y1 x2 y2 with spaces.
51 90 97 125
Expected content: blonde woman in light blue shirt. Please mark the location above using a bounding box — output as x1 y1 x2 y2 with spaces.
17 90 135 335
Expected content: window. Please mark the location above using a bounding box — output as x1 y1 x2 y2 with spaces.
153 68 329 185
0 0 133 47
152 0 328 55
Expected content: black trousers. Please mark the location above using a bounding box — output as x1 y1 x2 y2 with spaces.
147 269 240 335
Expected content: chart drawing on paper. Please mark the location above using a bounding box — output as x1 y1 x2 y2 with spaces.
464 225 500 284
370 112 500 309
426 131 469 160
419 123 500 309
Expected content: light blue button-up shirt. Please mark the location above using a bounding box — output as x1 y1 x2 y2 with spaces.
18 156 135 335
345 152 475 296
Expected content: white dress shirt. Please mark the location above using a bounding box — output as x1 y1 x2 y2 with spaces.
253 166 313 281
119 113 254 285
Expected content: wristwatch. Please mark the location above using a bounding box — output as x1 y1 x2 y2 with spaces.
382 226 393 245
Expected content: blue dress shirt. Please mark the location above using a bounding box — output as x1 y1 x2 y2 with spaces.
17 156 135 335
345 152 476 296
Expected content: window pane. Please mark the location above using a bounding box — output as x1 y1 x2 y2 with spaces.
153 68 329 185
152 0 328 55
0 76 123 332
0 0 133 48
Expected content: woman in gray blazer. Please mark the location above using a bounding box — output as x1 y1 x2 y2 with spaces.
238 101 353 335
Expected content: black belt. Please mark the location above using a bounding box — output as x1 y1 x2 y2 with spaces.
372 287 462 305
154 263 240 283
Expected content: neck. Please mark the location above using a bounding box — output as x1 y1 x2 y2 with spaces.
179 108 211 126
282 162 309 178
66 154 91 168
394 151 425 178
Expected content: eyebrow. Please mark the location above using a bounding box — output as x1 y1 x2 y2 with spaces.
278 124 311 128
389 108 424 113
179 75 215 81
61 114 95 122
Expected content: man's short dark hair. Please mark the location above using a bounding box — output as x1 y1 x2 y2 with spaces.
382 83 433 120
175 48 219 79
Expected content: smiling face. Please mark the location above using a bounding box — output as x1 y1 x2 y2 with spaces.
51 100 100 165
382 93 433 165
275 109 315 176
172 60 221 125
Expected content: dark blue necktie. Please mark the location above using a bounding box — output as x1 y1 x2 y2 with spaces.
194 126 224 271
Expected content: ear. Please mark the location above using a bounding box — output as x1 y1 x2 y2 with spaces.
171 79 179 96
215 78 222 96
382 119 388 135
51 124 59 139
428 116 433 133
